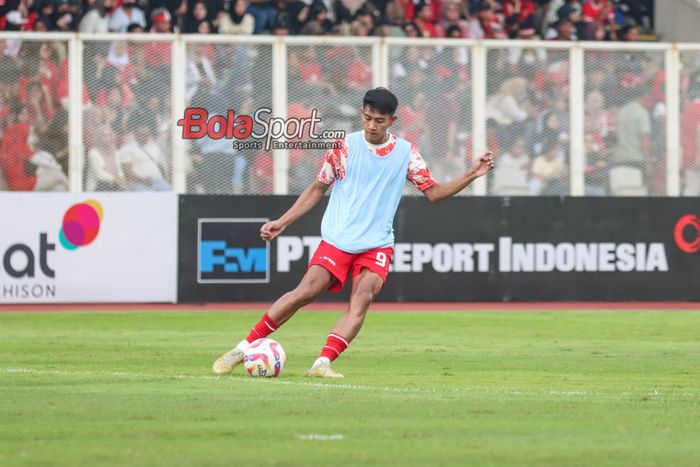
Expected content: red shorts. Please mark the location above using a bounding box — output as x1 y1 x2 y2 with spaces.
308 241 393 292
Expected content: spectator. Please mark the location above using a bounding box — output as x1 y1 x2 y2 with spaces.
613 77 652 180
349 11 373 36
530 137 567 194
548 17 575 40
150 7 173 32
29 150 69 190
396 91 427 147
385 0 406 27
581 20 605 41
218 0 255 35
4 8 31 31
476 1 506 39
436 1 469 38
402 20 419 37
246 0 277 34
108 0 146 32
285 0 311 35
0 104 36 191
185 43 216 102
34 0 57 31
127 22 145 32
32 17 51 31
184 0 208 33
270 10 290 35
79 0 112 33
54 0 80 31
584 90 609 153
413 1 437 37
500 136 531 172
582 0 614 25
197 19 213 33
118 110 171 191
38 107 69 175
486 77 530 140
190 117 241 193
502 0 536 38
541 0 564 34
584 90 610 194
680 83 700 195
22 79 51 138
400 0 442 23
581 0 615 38
86 123 126 191
619 23 639 42
300 4 333 35
0 103 67 191
555 0 584 38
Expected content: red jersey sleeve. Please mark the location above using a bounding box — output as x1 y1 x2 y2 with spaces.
406 144 437 191
317 137 348 184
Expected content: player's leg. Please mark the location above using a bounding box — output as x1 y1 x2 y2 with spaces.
306 269 384 379
212 266 334 375
330 269 384 341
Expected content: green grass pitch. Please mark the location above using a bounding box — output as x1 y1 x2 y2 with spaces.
1 309 699 466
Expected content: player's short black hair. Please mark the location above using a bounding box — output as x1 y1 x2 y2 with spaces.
362 87 399 116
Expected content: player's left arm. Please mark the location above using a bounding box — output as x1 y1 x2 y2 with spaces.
421 151 494 203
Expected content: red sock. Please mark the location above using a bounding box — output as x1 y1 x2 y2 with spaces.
320 333 349 362
245 313 280 343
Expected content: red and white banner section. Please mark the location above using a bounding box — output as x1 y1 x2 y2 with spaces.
177 196 700 302
0 193 177 303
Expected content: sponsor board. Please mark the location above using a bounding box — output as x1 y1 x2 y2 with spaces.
198 218 270 284
178 196 700 302
0 193 177 303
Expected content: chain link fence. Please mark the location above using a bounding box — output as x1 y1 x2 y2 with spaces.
0 37 70 192
485 47 570 196
680 50 700 196
389 42 472 195
584 48 666 196
184 42 272 195
286 44 372 194
0 34 696 197
82 39 173 192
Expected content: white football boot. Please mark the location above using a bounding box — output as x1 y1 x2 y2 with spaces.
305 358 344 379
212 342 247 375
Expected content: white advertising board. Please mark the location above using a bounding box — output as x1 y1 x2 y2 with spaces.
0 193 177 303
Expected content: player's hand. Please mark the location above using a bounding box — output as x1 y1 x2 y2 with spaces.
260 220 286 242
470 151 495 178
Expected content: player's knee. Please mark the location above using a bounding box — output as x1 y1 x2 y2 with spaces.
290 282 322 306
352 289 375 309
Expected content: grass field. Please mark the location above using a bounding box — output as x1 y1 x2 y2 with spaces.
1 309 699 466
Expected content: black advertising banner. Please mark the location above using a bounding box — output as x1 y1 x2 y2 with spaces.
178 196 700 302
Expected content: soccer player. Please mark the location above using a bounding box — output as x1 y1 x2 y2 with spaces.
213 87 494 378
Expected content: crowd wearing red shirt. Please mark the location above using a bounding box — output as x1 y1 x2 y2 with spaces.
0 0 670 195
1 1 651 40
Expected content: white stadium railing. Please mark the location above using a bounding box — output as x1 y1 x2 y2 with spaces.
1 32 699 196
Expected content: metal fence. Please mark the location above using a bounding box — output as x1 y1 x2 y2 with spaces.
0 32 698 197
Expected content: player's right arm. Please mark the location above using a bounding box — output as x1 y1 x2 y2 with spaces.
261 138 347 242
260 180 330 241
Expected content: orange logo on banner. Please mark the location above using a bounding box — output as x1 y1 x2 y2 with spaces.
674 215 700 253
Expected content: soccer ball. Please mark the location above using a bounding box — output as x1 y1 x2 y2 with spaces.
243 338 286 378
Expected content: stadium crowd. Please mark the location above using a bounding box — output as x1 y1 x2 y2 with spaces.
0 0 652 40
3 0 699 197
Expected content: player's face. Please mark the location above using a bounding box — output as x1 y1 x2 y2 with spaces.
361 106 397 144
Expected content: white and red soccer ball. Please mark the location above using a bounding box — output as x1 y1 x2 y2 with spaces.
243 338 286 378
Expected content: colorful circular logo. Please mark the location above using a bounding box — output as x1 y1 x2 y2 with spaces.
59 200 103 250
674 215 700 254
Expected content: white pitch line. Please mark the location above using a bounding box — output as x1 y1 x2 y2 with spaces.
299 434 345 441
0 368 696 401
0 367 436 394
